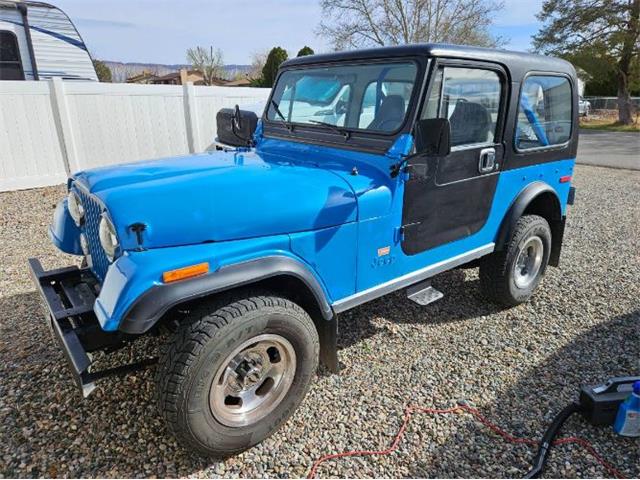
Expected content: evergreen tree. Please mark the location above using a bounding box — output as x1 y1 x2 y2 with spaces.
92 59 112 83
260 47 288 88
297 46 315 57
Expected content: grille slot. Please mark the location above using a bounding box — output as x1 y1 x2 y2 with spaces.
76 189 110 282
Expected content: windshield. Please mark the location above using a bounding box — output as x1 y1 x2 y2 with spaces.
267 62 418 133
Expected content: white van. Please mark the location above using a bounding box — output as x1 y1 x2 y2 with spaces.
0 0 97 81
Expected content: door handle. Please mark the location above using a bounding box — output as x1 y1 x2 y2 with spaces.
478 147 497 173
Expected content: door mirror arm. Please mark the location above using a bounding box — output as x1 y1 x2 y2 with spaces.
403 160 429 179
389 153 430 179
386 133 415 178
389 161 406 178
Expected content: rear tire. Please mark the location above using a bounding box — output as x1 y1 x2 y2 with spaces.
480 214 551 307
155 292 319 457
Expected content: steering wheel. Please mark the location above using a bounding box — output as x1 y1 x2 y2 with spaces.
335 100 348 116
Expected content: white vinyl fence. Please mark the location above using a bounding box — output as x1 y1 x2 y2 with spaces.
0 80 270 191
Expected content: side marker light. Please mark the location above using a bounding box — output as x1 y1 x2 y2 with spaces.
162 262 209 283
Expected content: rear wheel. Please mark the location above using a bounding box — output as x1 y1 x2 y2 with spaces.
155 293 319 457
479 214 551 306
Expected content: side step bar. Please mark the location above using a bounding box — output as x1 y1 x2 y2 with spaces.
407 281 444 306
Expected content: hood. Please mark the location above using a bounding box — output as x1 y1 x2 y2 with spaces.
73 150 357 250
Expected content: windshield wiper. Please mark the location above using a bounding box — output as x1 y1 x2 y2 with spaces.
270 100 294 133
308 120 351 140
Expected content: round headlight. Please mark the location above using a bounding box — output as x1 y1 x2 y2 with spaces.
99 214 119 262
67 191 84 226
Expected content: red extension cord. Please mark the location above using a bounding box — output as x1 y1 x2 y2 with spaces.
307 404 626 479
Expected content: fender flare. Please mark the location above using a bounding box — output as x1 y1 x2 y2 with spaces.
496 181 562 251
119 255 334 334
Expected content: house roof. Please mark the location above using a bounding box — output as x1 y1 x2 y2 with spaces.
126 71 158 82
153 72 180 81
224 78 252 86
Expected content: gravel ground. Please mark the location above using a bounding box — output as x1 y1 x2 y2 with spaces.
0 165 638 478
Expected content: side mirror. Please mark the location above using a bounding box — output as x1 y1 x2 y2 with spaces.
216 105 259 147
413 118 451 156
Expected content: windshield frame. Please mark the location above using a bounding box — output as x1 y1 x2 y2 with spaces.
261 56 428 153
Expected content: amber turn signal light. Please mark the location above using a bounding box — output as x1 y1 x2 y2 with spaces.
162 262 209 283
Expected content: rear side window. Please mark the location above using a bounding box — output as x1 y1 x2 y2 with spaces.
516 75 572 150
0 31 24 80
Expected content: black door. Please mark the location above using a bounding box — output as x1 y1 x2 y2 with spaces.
402 62 508 255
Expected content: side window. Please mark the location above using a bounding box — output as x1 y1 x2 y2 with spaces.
422 66 502 147
0 31 25 81
422 68 443 119
516 75 572 150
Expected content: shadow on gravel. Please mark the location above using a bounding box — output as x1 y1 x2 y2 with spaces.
337 268 507 350
407 309 640 479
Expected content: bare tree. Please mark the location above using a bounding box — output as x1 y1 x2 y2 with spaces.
249 50 268 80
318 0 505 50
186 46 224 85
108 63 137 83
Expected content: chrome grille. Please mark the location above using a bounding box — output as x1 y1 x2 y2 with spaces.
76 189 110 282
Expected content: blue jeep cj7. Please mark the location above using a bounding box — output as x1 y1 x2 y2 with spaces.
30 44 577 456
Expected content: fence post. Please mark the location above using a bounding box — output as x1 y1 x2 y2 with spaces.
183 82 201 153
49 77 80 175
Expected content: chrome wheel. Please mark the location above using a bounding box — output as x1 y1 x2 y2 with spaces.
209 334 296 427
513 236 544 289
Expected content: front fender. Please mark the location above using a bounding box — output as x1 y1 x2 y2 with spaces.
92 235 333 333
120 255 334 334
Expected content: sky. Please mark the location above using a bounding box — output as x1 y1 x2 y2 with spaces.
53 0 545 65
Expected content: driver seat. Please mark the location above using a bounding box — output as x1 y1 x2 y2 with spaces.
448 100 492 145
367 95 406 131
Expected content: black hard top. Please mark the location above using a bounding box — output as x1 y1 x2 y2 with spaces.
282 43 575 79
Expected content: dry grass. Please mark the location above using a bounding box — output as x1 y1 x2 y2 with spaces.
580 110 640 132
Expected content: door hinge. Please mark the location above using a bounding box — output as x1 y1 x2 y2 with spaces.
394 222 421 242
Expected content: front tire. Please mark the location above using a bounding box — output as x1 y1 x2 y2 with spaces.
156 293 319 457
479 214 551 307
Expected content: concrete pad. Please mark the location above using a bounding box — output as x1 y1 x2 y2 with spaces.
578 129 640 170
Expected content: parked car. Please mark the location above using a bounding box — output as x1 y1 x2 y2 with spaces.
579 96 591 116
30 44 578 457
0 0 97 81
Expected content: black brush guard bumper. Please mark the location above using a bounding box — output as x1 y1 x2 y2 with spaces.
28 258 156 397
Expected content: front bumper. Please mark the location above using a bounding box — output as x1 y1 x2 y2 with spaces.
28 258 154 397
